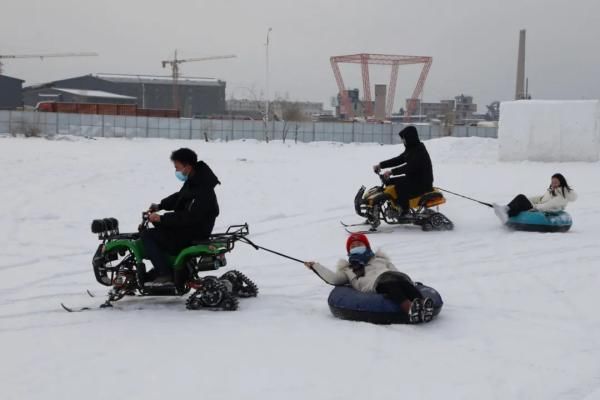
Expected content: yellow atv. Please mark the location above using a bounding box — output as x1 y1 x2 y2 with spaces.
351 174 454 232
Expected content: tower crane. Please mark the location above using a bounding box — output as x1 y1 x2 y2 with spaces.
0 52 98 74
161 51 236 112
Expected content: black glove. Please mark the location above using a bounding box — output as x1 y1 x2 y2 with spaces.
148 203 160 212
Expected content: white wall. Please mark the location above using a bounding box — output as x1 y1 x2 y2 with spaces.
499 100 600 162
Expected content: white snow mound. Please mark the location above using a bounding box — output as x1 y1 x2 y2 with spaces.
499 100 600 162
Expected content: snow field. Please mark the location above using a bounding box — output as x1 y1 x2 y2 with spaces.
0 136 599 400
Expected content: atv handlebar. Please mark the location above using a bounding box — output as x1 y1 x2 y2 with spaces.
138 212 150 232
375 172 390 185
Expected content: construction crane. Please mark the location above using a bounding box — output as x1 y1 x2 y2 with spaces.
0 52 98 75
161 51 236 112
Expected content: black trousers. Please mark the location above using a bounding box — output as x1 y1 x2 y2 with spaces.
507 194 534 217
388 177 432 212
375 277 423 306
389 177 411 211
140 228 182 278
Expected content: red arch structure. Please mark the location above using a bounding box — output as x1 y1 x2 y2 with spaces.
330 53 432 120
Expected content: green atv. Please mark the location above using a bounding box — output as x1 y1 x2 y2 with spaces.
82 213 258 311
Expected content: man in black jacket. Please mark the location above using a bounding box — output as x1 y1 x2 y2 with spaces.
373 126 433 213
142 148 220 286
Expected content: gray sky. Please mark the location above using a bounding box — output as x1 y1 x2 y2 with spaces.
2 0 599 110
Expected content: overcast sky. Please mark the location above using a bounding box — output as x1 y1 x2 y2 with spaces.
2 0 599 111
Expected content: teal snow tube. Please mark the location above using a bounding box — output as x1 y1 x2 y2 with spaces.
506 210 572 232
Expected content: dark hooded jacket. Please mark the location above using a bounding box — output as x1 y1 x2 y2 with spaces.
379 126 433 196
156 161 220 247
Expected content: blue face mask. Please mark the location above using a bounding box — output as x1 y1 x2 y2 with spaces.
348 247 375 275
175 170 188 182
349 246 367 255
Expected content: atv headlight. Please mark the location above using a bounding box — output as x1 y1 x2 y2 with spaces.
106 218 119 232
102 218 115 232
91 219 106 234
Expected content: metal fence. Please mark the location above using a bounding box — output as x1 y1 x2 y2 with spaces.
0 110 497 144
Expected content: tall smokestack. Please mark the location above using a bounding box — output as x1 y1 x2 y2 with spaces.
515 29 526 100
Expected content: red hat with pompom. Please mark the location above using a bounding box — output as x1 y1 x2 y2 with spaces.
346 233 371 253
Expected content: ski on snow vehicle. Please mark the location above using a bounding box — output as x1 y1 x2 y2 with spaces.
70 213 259 312
348 173 454 232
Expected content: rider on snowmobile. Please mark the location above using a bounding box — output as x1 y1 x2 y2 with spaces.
142 148 220 287
373 125 434 214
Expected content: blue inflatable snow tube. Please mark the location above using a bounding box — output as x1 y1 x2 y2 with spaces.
328 283 443 324
506 210 572 233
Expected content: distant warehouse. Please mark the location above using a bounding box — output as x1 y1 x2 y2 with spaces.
0 74 24 110
23 73 226 117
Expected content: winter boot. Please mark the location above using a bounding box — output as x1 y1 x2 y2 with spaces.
492 203 510 224
397 208 411 223
408 298 423 324
421 297 434 323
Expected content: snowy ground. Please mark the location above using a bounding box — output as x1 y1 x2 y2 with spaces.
1 135 599 400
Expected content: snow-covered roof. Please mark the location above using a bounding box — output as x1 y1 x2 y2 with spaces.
53 88 137 100
0 74 24 83
94 73 224 87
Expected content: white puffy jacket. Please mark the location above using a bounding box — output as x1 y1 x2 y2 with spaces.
311 251 412 293
528 187 578 212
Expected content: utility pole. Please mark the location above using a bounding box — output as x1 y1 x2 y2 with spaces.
265 28 272 141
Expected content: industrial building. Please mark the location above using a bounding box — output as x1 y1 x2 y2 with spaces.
335 89 369 119
407 94 478 124
454 94 477 122
227 99 323 121
226 99 264 120
23 74 226 117
0 74 24 110
271 100 324 121
407 99 453 119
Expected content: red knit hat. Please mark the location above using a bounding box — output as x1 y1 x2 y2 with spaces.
346 233 371 253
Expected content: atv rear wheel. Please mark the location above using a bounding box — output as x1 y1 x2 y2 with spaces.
431 212 454 231
186 277 239 311
219 270 259 298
